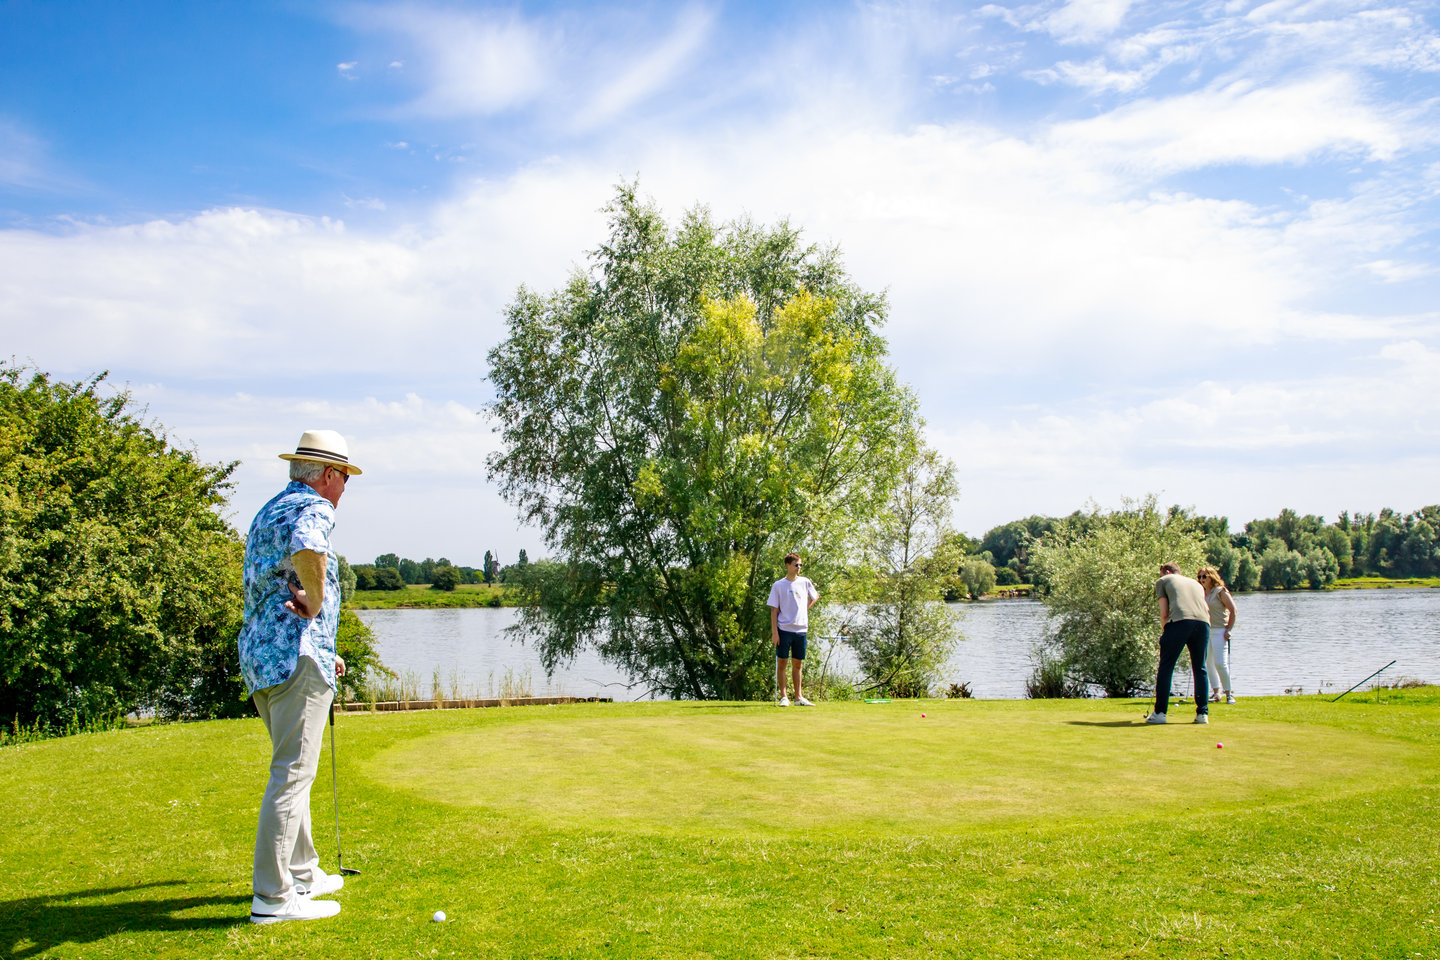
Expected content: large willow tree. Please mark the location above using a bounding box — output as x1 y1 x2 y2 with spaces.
487 186 920 699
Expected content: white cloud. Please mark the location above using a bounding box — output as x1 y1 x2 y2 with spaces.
1046 73 1405 174
0 118 78 192
343 194 387 211
577 5 713 131
337 61 359 78
931 340 1440 532
352 5 551 117
124 383 529 561
1043 0 1136 44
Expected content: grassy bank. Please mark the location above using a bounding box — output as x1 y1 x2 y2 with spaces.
348 583 516 609
3 692 1438 958
1329 576 1440 590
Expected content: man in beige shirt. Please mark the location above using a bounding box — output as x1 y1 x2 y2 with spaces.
1146 562 1211 725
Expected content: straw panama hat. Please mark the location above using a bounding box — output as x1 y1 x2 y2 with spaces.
278 429 364 476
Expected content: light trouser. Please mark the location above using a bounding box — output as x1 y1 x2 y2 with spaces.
1206 626 1232 696
251 655 334 905
1154 619 1210 717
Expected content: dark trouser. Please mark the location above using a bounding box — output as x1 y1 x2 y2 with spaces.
1154 619 1210 716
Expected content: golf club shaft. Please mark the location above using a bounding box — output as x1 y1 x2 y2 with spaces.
329 702 343 873
329 702 358 874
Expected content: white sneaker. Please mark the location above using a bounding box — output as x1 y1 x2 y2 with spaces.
795 695 815 706
1194 714 1209 724
779 696 790 707
1225 694 1236 705
250 894 341 924
1144 712 1167 724
296 868 344 898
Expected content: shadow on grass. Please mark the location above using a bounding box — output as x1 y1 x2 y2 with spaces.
1065 720 1146 727
0 880 247 958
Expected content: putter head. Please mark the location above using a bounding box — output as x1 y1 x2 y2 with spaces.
340 867 361 876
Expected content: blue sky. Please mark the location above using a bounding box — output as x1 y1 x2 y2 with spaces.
3 0 1438 565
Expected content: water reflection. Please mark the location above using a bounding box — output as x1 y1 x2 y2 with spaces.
358 589 1440 701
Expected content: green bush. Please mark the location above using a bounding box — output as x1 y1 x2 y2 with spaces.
1029 496 1206 698
372 567 406 591
0 365 247 730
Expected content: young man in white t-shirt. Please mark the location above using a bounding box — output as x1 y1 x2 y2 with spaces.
767 552 820 706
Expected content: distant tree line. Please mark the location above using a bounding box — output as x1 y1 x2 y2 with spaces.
954 504 1440 594
350 548 537 592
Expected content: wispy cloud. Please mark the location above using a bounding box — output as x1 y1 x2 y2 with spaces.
577 5 714 131
1046 73 1406 174
349 5 551 117
0 118 75 192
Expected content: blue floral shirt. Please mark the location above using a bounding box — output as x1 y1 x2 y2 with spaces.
237 481 340 694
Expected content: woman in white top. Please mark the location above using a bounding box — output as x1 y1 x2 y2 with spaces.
1197 566 1238 704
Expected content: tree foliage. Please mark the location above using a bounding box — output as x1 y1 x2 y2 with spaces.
0 365 247 728
1029 496 1206 698
841 449 962 698
487 185 920 699
957 556 998 599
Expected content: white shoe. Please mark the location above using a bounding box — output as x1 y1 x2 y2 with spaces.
251 894 341 924
1194 714 1209 725
296 868 344 898
1144 712 1167 724
1225 694 1236 705
779 696 790 707
795 695 814 706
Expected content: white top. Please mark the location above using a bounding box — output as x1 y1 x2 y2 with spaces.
767 576 819 632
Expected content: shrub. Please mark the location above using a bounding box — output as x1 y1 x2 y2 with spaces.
1024 655 1089 699
430 566 461 591
0 365 245 730
372 567 406 591
1028 496 1206 698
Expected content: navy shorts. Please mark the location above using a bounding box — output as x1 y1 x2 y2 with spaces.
775 629 807 661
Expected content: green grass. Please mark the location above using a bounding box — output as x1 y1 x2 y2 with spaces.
1329 576 1440 590
348 583 514 609
4 694 1439 958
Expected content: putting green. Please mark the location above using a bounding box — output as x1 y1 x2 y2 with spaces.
363 701 1421 837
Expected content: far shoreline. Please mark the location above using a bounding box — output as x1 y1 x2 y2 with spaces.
345 576 1439 611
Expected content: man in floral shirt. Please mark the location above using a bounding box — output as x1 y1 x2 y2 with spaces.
238 430 360 924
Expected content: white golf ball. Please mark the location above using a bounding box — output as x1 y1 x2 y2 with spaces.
432 910 446 923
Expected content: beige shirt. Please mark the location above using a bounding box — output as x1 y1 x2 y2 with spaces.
1155 573 1208 624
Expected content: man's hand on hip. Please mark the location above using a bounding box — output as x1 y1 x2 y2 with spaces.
285 581 318 619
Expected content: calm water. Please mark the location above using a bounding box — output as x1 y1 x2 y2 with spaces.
358 589 1440 701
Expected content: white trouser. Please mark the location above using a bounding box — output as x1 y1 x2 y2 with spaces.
251 655 334 904
1206 626 1232 695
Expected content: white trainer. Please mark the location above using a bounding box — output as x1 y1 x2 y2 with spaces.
1226 694 1236 705
250 894 341 924
779 696 790 707
296 868 344 898
795 695 815 706
1144 712 1167 724
1194 714 1209 724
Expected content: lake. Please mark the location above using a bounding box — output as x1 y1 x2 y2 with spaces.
358 588 1440 700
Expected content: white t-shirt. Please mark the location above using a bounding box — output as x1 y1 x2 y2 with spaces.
767 576 819 632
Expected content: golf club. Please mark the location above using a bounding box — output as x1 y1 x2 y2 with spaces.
328 702 360 876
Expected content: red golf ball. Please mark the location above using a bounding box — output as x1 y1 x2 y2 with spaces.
1216 742 1224 749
